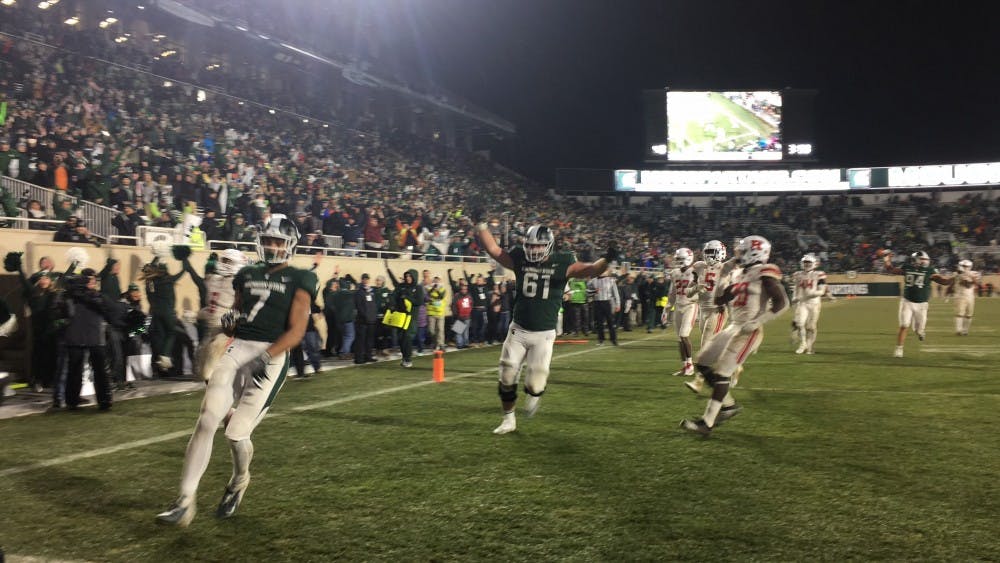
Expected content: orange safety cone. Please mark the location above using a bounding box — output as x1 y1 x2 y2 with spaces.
432 349 445 383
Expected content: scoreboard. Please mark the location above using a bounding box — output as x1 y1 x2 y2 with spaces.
643 88 818 164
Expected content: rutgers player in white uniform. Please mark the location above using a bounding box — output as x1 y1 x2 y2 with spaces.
790 253 826 355
953 259 980 335
182 249 249 380
681 235 788 436
667 248 701 376
684 240 738 394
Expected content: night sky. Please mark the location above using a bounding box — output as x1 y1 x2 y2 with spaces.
394 0 1000 183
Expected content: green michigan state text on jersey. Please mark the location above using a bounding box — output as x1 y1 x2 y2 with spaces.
235 264 319 342
511 247 575 331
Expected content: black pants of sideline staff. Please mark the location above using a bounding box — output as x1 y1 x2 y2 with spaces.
592 300 618 345
66 345 112 410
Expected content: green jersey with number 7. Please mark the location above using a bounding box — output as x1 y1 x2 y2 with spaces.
234 263 319 342
510 246 576 331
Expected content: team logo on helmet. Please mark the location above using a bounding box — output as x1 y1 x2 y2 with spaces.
523 225 554 263
257 214 300 264
736 235 771 266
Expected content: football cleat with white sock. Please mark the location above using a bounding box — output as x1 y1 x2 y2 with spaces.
493 413 517 435
156 496 196 527
680 418 712 436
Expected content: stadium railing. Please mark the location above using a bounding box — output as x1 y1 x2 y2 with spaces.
0 176 118 240
0 217 67 230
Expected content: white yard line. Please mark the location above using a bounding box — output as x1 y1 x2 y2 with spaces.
0 337 654 478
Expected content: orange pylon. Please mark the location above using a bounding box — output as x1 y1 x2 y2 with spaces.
432 349 445 383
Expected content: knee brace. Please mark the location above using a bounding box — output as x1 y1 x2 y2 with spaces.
524 386 545 398
695 364 715 385
498 382 517 403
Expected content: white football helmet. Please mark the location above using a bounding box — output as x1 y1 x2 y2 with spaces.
674 247 694 268
216 248 248 277
957 259 973 273
257 214 299 264
736 235 772 266
523 225 554 263
702 240 727 266
911 250 930 267
801 253 818 271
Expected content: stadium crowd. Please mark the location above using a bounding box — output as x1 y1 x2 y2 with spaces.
3 7 1000 275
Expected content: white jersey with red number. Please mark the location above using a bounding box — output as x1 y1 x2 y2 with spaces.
954 271 980 301
728 263 783 325
695 260 738 309
669 266 699 309
198 273 237 327
792 269 827 302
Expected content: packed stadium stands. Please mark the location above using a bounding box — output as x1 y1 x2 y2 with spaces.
2 0 999 275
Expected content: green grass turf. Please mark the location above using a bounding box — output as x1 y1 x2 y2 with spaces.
2 297 999 561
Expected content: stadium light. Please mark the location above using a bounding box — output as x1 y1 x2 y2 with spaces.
237 101 245 105
302 119 309 123
38 1 50 9
160 50 176 57
163 80 173 88
322 124 329 128
196 90 206 102
650 144 667 155
268 109 276 115
105 17 117 23
235 25 247 31
63 16 79 26
114 36 128 43
258 34 269 40
1 0 16 7
99 21 109 28
137 5 145 9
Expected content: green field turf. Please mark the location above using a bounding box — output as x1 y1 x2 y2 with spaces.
2 297 998 562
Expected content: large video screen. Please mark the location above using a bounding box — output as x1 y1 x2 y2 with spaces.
667 91 782 161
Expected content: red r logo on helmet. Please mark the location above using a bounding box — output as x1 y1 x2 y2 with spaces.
751 240 763 250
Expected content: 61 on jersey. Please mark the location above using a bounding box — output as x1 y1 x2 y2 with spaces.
522 271 551 299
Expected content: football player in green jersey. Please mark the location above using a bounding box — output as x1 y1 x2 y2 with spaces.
883 250 953 358
475 220 616 435
157 214 317 527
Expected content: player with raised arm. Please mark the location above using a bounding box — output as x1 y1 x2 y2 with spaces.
667 247 702 377
790 253 827 355
681 235 788 436
156 214 317 527
180 248 249 381
953 259 980 336
883 250 954 358
685 240 738 394
474 218 615 435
